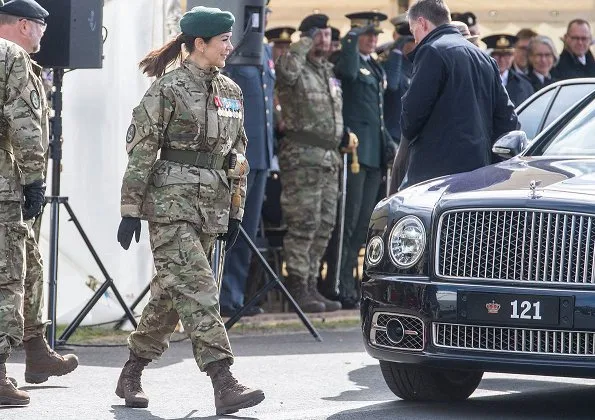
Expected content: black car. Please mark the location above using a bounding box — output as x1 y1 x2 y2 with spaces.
361 90 595 401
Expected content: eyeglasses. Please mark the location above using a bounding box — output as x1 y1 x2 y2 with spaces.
531 53 554 59
567 36 592 43
19 17 46 27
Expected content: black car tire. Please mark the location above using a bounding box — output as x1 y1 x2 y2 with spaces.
379 361 484 402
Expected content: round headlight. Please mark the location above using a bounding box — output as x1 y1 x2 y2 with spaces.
388 216 426 268
366 236 384 266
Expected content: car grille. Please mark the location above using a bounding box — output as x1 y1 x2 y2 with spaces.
436 209 595 286
369 312 424 351
433 322 595 356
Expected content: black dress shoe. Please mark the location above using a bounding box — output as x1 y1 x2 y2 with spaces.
340 298 360 310
241 306 265 317
220 305 238 317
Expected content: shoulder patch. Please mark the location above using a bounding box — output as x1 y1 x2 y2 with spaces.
30 89 40 109
126 124 136 143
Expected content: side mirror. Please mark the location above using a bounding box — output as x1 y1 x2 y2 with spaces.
492 130 528 159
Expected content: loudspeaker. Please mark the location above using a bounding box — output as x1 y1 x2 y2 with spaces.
32 0 103 69
186 0 265 66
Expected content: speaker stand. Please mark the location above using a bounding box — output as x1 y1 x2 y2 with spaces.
46 68 137 348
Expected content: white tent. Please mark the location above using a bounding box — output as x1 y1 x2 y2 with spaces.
40 0 182 327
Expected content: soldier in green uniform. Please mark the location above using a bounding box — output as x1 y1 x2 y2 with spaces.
116 6 264 415
0 0 79 387
275 13 346 313
334 11 395 308
0 0 48 405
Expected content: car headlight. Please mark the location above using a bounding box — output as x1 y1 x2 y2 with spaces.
388 216 426 268
366 236 384 266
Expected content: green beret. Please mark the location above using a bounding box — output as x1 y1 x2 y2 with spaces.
180 6 235 38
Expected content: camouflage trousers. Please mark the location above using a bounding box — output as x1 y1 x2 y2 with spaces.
23 216 45 341
280 165 339 283
0 211 27 355
128 221 233 371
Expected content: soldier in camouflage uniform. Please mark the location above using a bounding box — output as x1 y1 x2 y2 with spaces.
0 0 79 388
0 2 48 407
276 14 348 312
115 7 264 416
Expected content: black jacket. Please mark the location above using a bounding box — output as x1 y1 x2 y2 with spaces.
551 49 595 80
399 24 518 189
527 71 557 92
505 69 534 107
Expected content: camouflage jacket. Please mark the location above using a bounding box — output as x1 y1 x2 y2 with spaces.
121 59 248 234
276 37 343 168
0 40 46 222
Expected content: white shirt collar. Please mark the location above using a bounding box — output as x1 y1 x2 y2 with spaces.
359 53 371 61
513 62 528 75
500 69 509 86
533 71 545 83
577 55 587 65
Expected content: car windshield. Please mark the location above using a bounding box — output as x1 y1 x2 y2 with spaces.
530 98 595 157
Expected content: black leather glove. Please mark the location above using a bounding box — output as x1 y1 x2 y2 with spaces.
385 140 398 164
117 217 141 250
22 179 46 220
224 219 241 251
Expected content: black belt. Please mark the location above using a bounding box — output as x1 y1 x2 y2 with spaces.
160 148 226 169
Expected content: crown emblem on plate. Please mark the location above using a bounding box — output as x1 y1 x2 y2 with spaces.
280 30 290 40
486 300 501 314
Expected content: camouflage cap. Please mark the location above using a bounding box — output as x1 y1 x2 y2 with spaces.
0 0 48 24
180 6 234 38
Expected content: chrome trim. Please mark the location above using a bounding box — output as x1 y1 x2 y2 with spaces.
365 236 384 267
388 216 426 269
369 312 425 352
435 208 595 287
433 322 595 357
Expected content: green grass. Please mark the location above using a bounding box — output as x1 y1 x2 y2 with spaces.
54 317 360 345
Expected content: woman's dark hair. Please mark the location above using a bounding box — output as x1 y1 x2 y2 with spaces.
139 33 213 77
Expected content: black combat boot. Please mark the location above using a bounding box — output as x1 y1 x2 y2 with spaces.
24 335 79 383
115 350 151 408
308 277 342 311
206 359 265 415
287 275 325 313
0 354 29 406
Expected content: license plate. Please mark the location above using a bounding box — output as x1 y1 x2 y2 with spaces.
457 292 574 328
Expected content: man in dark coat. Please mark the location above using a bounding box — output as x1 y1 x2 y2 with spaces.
220 8 276 316
400 0 518 190
333 11 396 308
482 34 534 107
552 19 595 80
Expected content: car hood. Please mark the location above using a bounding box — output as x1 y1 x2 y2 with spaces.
387 157 595 214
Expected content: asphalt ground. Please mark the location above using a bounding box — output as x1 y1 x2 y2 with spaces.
3 328 595 419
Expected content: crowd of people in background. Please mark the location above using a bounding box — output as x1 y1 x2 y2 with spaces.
218 0 595 318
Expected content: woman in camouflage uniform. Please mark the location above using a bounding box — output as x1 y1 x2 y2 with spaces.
115 6 264 416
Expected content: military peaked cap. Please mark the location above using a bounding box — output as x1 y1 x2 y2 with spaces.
0 0 48 24
298 14 329 33
180 6 234 38
265 26 295 44
482 34 518 53
346 11 387 34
